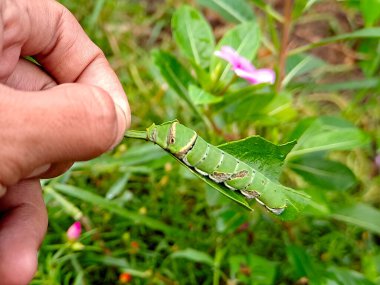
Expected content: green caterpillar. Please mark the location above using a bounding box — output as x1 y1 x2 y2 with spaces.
146 121 291 215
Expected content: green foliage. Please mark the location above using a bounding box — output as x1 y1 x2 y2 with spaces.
172 6 215 68
198 0 255 23
37 0 380 284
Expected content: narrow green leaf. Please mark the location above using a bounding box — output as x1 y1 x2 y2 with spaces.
106 172 130 200
152 49 205 121
288 117 370 160
212 21 260 81
249 0 283 22
304 78 380 92
327 267 376 285
44 187 83 220
188 84 222 105
331 203 380 235
152 49 195 105
170 248 214 266
229 254 277 284
198 0 255 23
284 53 326 86
286 245 326 284
302 188 331 216
288 156 357 191
360 0 380 27
172 6 215 68
53 184 181 235
290 27 380 55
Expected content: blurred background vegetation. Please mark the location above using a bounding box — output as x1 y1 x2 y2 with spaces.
33 0 380 284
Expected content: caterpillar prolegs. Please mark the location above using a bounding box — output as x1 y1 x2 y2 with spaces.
146 121 288 215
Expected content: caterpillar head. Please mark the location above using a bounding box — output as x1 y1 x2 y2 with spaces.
147 121 197 156
146 122 172 149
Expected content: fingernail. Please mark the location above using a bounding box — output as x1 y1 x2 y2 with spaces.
109 104 128 150
27 164 51 178
0 184 6 197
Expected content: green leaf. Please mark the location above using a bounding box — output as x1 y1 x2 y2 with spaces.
284 53 326 86
302 187 331 216
331 203 380 235
218 136 296 181
258 92 297 125
288 156 357 191
249 0 283 22
188 84 222 105
290 27 380 55
212 21 260 81
105 172 130 200
288 117 370 160
327 267 376 285
286 245 326 284
170 248 214 266
53 184 182 236
293 0 319 19
304 78 380 92
172 6 215 68
197 0 255 23
221 88 275 123
360 0 380 27
217 136 309 220
44 187 83 220
152 49 195 105
229 254 277 284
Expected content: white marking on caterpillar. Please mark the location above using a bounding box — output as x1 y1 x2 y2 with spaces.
194 167 208 176
194 144 210 167
182 156 192 166
167 121 177 146
254 197 285 215
242 172 255 191
176 134 198 159
223 182 237 191
214 151 225 170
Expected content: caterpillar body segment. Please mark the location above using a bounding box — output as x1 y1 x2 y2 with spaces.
146 121 287 215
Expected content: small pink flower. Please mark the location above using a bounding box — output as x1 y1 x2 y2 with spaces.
375 154 380 168
214 46 275 85
67 221 82 241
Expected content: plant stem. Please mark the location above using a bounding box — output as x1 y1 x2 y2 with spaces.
124 130 148 140
276 0 293 93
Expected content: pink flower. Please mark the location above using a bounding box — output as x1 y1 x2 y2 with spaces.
375 154 380 168
67 221 82 241
214 46 275 85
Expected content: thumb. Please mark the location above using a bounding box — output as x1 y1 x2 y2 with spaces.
0 83 128 186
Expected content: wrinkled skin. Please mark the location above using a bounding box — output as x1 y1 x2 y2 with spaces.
0 0 131 284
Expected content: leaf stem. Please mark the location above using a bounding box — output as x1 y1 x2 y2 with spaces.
124 130 148 140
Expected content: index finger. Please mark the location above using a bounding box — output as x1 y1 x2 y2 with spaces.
15 0 130 123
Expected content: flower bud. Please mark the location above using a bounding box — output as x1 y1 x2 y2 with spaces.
67 221 82 241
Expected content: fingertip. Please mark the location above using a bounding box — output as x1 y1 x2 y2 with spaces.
0 247 38 285
0 184 6 198
109 104 129 150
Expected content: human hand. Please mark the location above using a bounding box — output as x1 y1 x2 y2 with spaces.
0 0 130 284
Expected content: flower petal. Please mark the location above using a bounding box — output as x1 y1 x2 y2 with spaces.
215 46 256 72
67 221 82 241
234 68 276 85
